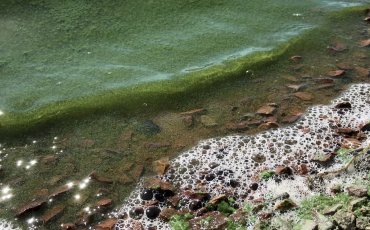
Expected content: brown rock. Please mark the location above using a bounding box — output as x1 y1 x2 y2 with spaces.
180 108 206 116
316 83 335 90
229 209 248 224
354 66 370 77
290 55 302 62
274 199 297 211
327 69 345 77
143 178 175 191
167 195 181 207
209 195 227 205
314 77 334 84
41 155 58 164
341 138 361 149
286 84 305 91
360 39 370 47
49 184 73 199
336 128 359 136
94 218 118 230
41 204 65 223
256 105 276 116
225 121 250 132
96 198 112 208
90 171 114 184
311 153 335 164
189 211 228 230
297 164 309 175
282 113 302 124
275 166 292 175
347 185 368 197
152 157 170 175
16 198 47 216
159 208 177 221
258 122 279 130
294 92 313 101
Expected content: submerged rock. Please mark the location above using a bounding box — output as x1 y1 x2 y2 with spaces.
41 204 65 223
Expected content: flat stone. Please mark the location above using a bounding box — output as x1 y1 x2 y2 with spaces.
90 171 114 184
349 197 367 211
41 204 65 223
208 195 227 205
314 77 334 84
258 122 279 130
200 115 218 127
323 204 342 215
286 84 305 91
336 62 353 70
94 218 118 230
275 166 292 175
311 153 334 164
360 39 370 47
152 157 170 175
143 178 175 192
226 121 250 132
159 208 177 221
333 210 355 230
256 105 276 116
16 198 47 216
356 216 370 229
96 198 112 208
294 92 313 101
282 113 302 124
48 184 73 199
327 69 345 77
274 199 297 211
189 211 228 230
347 185 368 197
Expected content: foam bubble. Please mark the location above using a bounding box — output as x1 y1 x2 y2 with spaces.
111 84 370 229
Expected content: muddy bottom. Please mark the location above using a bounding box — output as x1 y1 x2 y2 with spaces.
0 8 369 230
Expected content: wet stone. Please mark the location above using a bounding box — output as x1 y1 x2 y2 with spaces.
327 69 345 77
61 223 76 230
94 218 118 230
294 92 314 101
323 204 342 215
146 206 161 219
16 198 47 216
347 185 368 197
140 189 153 200
250 183 259 191
200 115 218 127
189 200 202 211
300 219 318 230
333 210 355 230
274 199 297 211
152 157 170 175
356 216 370 229
209 162 219 169
96 198 112 208
129 207 144 220
41 204 65 224
159 208 177 222
256 105 276 116
349 197 367 211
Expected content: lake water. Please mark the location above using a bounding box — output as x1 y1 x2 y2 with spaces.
0 0 367 131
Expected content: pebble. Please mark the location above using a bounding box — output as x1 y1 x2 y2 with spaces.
145 206 161 219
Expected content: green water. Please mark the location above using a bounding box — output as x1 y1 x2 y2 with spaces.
0 0 368 132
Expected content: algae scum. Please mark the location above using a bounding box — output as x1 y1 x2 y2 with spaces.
0 0 370 229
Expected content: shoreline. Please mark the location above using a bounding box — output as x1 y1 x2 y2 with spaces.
0 6 369 230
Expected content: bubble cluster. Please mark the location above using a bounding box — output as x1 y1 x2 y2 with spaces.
0 220 19 230
113 84 370 229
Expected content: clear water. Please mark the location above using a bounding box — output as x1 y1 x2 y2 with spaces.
0 0 367 117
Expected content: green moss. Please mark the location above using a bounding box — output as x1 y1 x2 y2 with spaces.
298 193 351 220
260 170 275 180
217 200 236 216
169 213 193 230
226 220 245 230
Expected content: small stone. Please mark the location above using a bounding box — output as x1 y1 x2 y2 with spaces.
333 210 355 230
274 199 297 211
360 123 370 132
152 157 170 175
209 162 219 169
349 197 367 211
347 185 368 197
96 198 112 208
282 113 302 124
258 122 279 130
225 121 250 132
159 208 177 221
256 105 276 116
200 115 218 127
41 204 65 223
140 189 154 200
90 171 114 184
360 39 370 47
323 204 342 215
16 198 47 216
311 153 334 164
286 84 305 91
329 184 342 194
294 92 313 101
129 207 144 220
251 154 266 163
314 77 334 84
250 183 259 191
335 102 351 109
275 166 292 175
356 216 370 229
146 206 161 219
327 69 345 77
143 178 175 192
94 218 118 230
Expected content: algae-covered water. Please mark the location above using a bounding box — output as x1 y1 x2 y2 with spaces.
0 0 368 131
0 1 370 229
